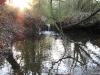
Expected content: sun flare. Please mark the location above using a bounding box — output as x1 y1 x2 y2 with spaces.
6 0 32 9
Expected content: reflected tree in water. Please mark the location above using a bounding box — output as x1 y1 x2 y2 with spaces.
7 34 100 75
6 53 24 75
14 35 53 75
50 35 100 75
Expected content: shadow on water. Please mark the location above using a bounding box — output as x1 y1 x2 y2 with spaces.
0 28 100 75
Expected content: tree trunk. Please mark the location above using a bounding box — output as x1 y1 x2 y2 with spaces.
56 8 100 31
62 21 100 31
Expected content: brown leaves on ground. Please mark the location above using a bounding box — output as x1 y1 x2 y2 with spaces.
0 4 26 52
0 3 45 54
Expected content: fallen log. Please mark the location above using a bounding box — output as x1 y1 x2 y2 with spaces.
62 21 100 31
76 8 100 25
56 8 100 31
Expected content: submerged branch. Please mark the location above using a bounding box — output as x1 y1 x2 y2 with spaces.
52 56 85 66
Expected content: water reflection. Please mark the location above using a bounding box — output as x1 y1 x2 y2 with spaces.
1 30 100 75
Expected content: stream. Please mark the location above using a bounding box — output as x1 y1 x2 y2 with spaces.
0 28 100 75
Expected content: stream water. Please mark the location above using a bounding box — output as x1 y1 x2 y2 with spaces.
0 28 100 75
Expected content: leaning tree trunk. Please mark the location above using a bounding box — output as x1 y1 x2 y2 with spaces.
56 8 100 31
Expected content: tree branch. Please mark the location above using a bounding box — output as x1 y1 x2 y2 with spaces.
76 8 100 25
